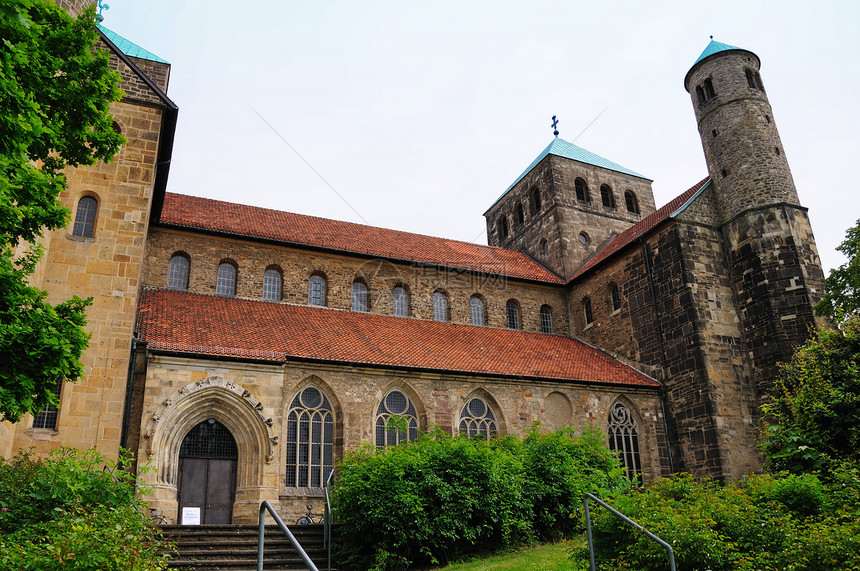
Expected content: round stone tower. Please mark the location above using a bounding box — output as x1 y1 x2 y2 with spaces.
684 39 800 220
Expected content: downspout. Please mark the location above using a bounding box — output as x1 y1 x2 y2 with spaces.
119 334 139 464
643 242 675 473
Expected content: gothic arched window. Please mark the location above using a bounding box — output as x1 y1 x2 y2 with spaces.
215 262 237 297
72 196 98 237
433 291 449 322
351 280 369 312
393 286 408 317
375 389 419 447
459 397 497 438
540 305 553 334
263 268 282 301
286 386 334 488
470 295 486 326
608 401 641 481
167 254 190 290
308 274 326 306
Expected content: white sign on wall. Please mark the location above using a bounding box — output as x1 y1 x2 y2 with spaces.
181 506 201 525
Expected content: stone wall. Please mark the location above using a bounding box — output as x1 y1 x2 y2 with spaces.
142 228 571 336
7 96 165 459
136 354 666 524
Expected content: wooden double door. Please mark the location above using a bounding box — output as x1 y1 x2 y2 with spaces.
177 419 238 524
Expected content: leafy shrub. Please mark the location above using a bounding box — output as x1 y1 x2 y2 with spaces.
333 426 626 570
0 448 171 570
573 469 860 571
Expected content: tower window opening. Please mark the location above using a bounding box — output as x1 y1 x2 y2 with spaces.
704 78 716 99
539 239 548 253
745 68 757 89
574 178 591 203
624 191 639 214
600 184 616 209
775 147 780 156
531 187 542 213
515 202 525 227
696 85 705 105
721 169 729 178
765 115 771 124
711 129 718 138
498 216 509 239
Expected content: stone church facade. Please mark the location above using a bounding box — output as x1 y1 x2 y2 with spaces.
0 3 826 525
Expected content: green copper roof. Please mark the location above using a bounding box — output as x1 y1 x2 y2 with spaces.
692 38 742 67
99 25 168 64
504 137 649 194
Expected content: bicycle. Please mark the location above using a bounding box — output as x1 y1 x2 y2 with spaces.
296 504 325 525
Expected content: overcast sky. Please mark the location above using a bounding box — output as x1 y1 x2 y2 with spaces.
101 0 859 275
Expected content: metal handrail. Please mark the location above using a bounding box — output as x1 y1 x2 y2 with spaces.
583 493 676 571
323 469 335 571
257 501 319 571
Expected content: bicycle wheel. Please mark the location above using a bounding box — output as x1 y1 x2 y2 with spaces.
297 516 313 525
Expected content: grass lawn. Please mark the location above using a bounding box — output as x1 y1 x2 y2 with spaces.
430 540 579 571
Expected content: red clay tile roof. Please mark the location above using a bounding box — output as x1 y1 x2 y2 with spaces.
570 178 710 282
159 193 563 284
137 288 659 388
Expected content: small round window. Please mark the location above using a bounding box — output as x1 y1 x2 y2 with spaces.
579 232 591 245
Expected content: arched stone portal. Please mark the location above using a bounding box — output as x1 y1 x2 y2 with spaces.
177 419 238 524
141 376 277 523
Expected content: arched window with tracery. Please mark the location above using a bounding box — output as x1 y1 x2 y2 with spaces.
470 295 486 326
286 386 334 488
608 401 641 480
167 254 190 290
375 389 419 447
459 396 497 438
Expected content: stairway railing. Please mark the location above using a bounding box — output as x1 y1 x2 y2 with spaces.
257 501 319 571
323 468 335 571
583 492 676 571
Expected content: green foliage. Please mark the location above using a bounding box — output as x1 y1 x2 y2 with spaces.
0 0 124 422
816 218 860 321
0 447 171 570
760 315 860 473
572 470 860 571
332 426 627 570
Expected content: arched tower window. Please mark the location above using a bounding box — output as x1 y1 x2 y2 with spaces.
263 268 282 301
539 305 553 334
308 274 326 306
624 191 640 214
393 286 409 317
351 280 369 312
286 386 334 487
583 297 594 325
610 284 621 311
433 291 449 322
531 187 542 213
745 68 764 91
575 178 591 203
498 215 509 239
515 202 525 227
72 196 98 237
696 85 705 105
470 295 486 326
506 299 520 330
167 254 190 290
704 78 716 99
459 397 497 438
608 401 641 481
375 389 419 447
215 262 237 297
600 185 616 209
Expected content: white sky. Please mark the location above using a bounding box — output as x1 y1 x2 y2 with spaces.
102 0 859 275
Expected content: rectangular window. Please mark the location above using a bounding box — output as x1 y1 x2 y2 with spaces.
32 380 63 430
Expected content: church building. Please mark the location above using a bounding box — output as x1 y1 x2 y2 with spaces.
0 2 826 525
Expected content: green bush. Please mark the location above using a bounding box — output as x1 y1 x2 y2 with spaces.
574 469 860 571
0 448 171 570
333 426 627 570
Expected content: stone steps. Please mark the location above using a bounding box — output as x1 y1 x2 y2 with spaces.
162 524 336 570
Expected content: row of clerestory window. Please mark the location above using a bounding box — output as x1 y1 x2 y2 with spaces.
582 283 622 326
167 253 554 333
